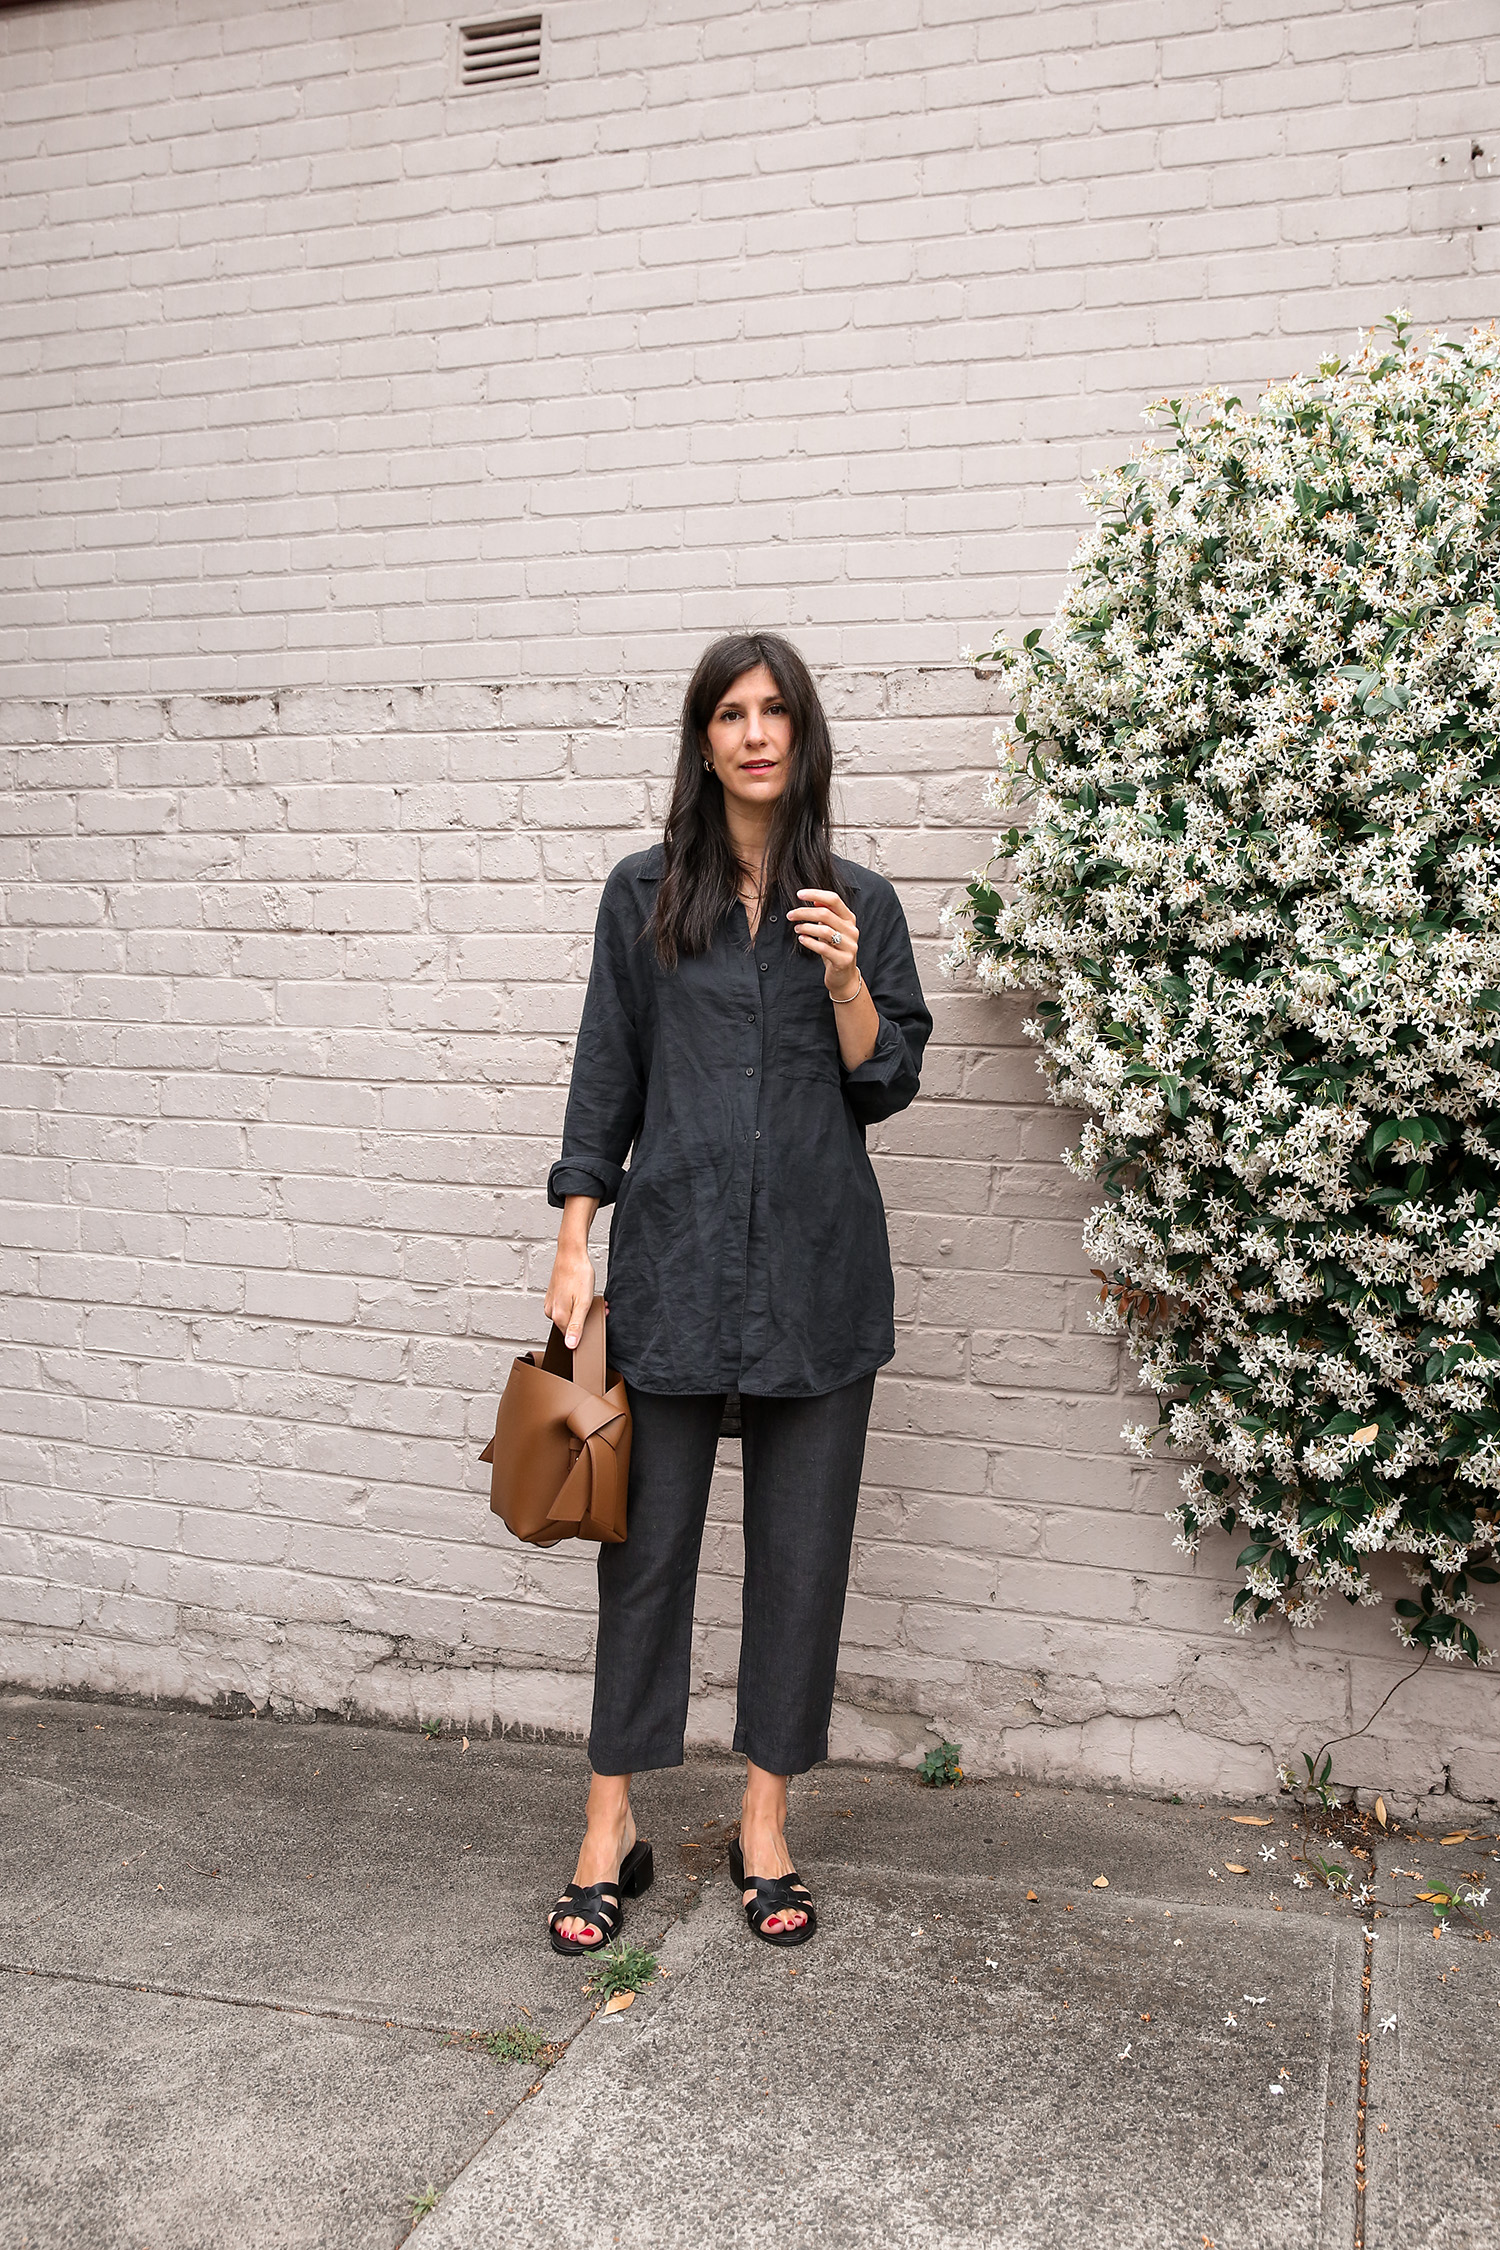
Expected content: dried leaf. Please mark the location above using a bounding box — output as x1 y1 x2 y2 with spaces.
461 1735 470 1751
602 1990 635 2015
1229 1816 1274 1826
1025 1890 1039 1902
1375 1796 1387 1828
1351 1423 1379 1446
1224 1863 1250 1875
1440 1832 1470 1845
1092 1875 1109 1888
1416 1891 1447 1904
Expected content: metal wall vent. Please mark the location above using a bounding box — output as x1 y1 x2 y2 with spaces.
460 14 543 88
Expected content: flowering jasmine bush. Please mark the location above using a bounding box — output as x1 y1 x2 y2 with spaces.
947 318 1500 1664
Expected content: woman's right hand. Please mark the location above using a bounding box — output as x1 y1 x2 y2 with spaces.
545 1199 600 1349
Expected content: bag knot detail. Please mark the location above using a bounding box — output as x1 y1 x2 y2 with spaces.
478 1296 632 1546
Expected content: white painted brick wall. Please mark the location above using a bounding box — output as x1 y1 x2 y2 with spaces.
3 0 1500 1801
3 0 1498 694
5 679 1499 1802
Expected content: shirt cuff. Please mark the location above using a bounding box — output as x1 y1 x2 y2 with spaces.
839 1009 908 1088
547 1155 626 1208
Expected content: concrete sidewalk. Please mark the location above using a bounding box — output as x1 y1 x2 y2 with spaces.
1 1690 1496 2250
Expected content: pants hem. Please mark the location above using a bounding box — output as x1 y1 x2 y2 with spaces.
587 1740 687 1777
733 1726 830 1778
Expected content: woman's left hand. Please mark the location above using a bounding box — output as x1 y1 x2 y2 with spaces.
788 888 860 998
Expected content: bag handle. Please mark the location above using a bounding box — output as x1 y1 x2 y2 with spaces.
541 1293 608 1400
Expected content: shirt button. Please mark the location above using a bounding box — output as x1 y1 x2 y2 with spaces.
745 1066 754 1077
745 1011 756 1023
759 961 769 972
755 1130 761 1140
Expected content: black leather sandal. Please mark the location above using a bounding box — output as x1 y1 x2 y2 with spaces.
548 1837 654 1956
728 1836 818 1948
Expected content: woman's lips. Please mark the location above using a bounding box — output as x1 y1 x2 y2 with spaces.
741 760 775 773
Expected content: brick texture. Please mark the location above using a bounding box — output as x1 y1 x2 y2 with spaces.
5 679 1500 1803
3 0 1499 1801
2 0 1497 695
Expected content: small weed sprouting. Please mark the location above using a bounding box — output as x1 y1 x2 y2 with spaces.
419 1717 442 1740
480 2024 546 2063
1308 1851 1353 1894
585 1941 659 2000
410 2182 441 2219
1414 1880 1492 1935
444 2023 564 2071
1277 1751 1341 1813
918 1740 964 1788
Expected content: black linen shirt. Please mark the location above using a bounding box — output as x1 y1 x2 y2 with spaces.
547 845 932 1397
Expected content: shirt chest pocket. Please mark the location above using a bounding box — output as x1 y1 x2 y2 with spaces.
775 953 842 1083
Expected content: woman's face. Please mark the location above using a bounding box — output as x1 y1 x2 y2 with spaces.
703 664 794 810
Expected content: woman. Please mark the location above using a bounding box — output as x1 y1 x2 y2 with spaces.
543 632 931 1954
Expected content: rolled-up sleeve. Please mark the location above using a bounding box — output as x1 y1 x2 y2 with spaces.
547 880 647 1208
840 878 933 1129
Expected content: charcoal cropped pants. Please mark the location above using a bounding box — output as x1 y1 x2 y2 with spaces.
588 1372 877 1779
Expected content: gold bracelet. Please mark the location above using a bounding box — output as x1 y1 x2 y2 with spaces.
830 971 864 1005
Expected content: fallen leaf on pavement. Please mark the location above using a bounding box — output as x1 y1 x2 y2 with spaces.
1375 1796 1387 1828
1026 1890 1039 1902
1093 1876 1109 1888
1230 1816 1274 1826
1224 1863 1249 1875
603 1990 634 2015
1440 1832 1471 1845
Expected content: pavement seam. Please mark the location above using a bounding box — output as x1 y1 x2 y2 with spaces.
0 1957 559 2040
1354 1918 1374 2247
404 1883 725 2241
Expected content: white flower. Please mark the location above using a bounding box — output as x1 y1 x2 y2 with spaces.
1259 1843 1278 1862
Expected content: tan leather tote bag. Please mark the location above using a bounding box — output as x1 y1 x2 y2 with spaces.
479 1295 631 1546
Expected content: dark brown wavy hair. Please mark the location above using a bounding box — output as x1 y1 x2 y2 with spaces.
648 632 843 969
